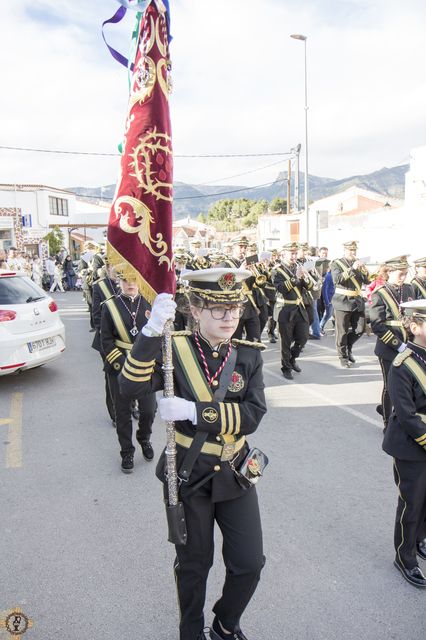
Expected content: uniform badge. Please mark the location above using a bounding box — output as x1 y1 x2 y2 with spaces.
218 272 236 291
113 362 121 370
228 371 244 392
202 407 218 423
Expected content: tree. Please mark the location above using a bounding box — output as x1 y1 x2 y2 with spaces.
269 197 287 214
44 226 65 256
197 212 207 223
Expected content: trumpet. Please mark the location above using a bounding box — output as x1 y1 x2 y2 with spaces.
296 260 321 291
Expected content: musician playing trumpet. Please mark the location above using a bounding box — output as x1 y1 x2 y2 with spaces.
331 240 371 368
273 242 314 380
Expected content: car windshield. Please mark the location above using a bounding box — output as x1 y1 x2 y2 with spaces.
0 276 47 305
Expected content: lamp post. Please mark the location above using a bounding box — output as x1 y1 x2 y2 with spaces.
290 34 309 243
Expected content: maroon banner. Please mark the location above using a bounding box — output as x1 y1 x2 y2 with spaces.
107 1 175 304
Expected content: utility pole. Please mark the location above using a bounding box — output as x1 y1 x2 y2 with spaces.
287 159 291 214
292 144 301 212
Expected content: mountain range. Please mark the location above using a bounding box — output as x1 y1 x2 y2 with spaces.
70 162 408 219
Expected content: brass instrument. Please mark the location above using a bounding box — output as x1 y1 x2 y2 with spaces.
295 260 320 291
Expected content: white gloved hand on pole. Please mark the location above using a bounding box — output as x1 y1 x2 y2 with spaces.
159 397 197 424
142 292 177 336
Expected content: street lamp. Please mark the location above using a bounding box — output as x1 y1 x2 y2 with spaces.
290 34 309 243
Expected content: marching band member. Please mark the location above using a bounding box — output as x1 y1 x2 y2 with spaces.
119 268 267 640
273 242 313 380
411 258 426 299
331 240 371 367
370 256 414 431
383 299 426 588
101 269 157 472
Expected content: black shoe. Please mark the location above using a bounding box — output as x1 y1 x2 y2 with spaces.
210 617 249 640
121 454 134 474
282 369 293 380
290 359 301 373
308 334 320 340
394 559 426 587
89 328 95 333
140 441 154 461
268 335 277 344
131 408 140 420
417 539 426 560
347 353 356 363
339 358 351 368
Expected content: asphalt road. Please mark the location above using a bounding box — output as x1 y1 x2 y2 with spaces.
1 291 424 640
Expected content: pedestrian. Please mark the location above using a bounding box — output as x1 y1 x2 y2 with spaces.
49 260 65 292
330 240 371 367
101 269 156 472
31 256 43 288
46 256 56 289
370 256 415 431
319 266 335 334
383 299 426 588
273 242 313 379
63 255 76 290
119 267 267 640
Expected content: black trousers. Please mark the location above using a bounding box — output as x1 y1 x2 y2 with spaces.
378 358 392 427
108 375 156 456
258 304 269 337
234 315 261 342
278 311 309 371
267 306 276 337
393 459 426 569
100 353 115 421
175 487 264 640
334 309 365 358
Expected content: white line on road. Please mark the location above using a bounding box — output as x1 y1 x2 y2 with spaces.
263 364 383 429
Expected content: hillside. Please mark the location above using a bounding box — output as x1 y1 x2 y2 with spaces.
69 162 408 218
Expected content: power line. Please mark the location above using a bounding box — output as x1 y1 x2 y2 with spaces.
0 144 292 159
174 179 286 200
73 177 286 202
201 158 288 185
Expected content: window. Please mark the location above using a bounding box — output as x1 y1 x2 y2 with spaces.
49 196 69 217
289 221 299 241
0 276 47 304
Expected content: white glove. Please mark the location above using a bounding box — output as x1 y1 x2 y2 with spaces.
159 397 197 424
397 342 407 353
143 293 176 336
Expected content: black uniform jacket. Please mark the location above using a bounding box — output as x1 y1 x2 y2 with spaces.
118 331 267 502
273 262 312 323
100 294 151 376
383 342 426 461
331 257 370 312
370 283 415 361
91 277 117 353
222 258 259 320
411 277 426 300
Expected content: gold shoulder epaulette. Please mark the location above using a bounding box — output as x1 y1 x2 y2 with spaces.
231 338 266 351
393 348 413 367
171 330 192 336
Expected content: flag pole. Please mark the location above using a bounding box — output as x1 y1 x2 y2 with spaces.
162 319 187 545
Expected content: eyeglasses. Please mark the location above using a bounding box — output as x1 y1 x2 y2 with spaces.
203 305 244 320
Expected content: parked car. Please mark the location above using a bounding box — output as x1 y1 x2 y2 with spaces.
0 270 66 376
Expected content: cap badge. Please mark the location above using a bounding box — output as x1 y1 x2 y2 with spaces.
218 272 236 291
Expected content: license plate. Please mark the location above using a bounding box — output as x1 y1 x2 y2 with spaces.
28 337 56 353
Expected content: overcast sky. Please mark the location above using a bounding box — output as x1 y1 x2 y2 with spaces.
1 0 425 191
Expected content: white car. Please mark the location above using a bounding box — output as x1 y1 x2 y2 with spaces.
0 270 66 376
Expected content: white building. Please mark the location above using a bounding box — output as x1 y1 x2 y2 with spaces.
257 145 426 262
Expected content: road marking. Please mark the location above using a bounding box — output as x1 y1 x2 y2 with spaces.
0 393 23 468
263 365 383 428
